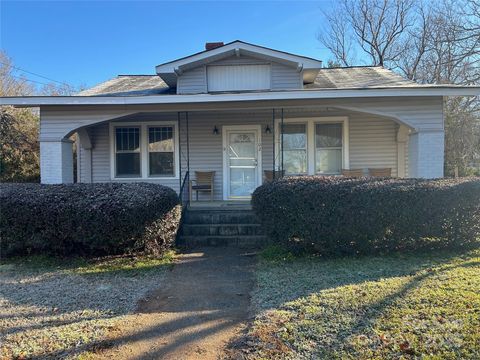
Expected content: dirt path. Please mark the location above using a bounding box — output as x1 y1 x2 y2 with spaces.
95 248 255 360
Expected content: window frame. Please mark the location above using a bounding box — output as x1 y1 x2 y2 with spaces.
114 126 142 178
280 122 308 175
315 122 344 175
275 116 349 175
147 125 176 177
110 121 179 180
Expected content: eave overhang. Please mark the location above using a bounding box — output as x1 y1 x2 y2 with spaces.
2 86 479 108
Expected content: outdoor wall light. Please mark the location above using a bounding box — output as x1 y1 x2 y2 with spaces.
265 125 272 134
213 125 219 135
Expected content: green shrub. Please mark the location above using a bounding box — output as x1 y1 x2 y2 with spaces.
252 177 480 255
0 183 181 257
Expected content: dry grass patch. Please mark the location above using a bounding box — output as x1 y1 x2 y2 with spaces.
0 253 174 359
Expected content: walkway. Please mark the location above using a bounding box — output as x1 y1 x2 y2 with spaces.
95 248 255 360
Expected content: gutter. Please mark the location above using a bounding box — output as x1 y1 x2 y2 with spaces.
1 86 479 107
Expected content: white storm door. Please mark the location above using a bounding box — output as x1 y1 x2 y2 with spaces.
223 126 262 200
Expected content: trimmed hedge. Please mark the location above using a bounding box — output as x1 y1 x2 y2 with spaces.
0 183 181 257
252 177 480 255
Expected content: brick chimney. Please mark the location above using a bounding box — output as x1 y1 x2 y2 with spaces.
205 42 224 51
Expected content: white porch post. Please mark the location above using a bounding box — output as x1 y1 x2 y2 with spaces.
77 128 93 183
396 125 409 178
40 139 74 184
408 130 444 178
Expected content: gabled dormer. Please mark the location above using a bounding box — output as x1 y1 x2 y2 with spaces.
155 40 323 94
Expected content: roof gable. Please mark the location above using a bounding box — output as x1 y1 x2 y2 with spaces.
156 40 323 86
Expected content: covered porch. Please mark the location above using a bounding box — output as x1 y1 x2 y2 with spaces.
38 95 445 201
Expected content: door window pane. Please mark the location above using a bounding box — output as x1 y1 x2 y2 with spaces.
315 123 343 174
115 127 140 177
230 168 256 197
228 132 257 198
282 124 307 174
148 127 175 176
229 133 255 158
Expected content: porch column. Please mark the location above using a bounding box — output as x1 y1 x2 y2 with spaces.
408 130 444 178
40 139 74 184
77 128 92 183
396 125 409 178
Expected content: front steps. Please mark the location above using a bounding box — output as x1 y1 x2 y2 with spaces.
177 204 269 248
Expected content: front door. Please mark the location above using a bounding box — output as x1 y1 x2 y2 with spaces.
223 125 262 200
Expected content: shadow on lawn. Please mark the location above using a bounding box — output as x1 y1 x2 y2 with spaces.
232 248 479 359
0 256 173 340
253 249 472 311
1 248 255 360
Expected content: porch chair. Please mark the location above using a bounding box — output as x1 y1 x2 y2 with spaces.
341 169 364 177
368 168 392 177
189 171 215 201
264 170 285 182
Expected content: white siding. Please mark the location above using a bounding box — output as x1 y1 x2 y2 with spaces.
177 55 302 94
207 64 271 92
90 123 110 183
39 97 444 142
271 62 302 89
78 109 407 197
176 66 206 94
349 115 399 176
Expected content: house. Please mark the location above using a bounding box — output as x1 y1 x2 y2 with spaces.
2 41 479 202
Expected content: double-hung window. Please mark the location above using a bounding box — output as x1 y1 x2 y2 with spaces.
282 123 307 174
112 122 178 179
315 123 343 174
277 118 348 175
148 126 175 176
115 127 141 177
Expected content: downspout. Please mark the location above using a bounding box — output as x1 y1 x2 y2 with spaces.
186 111 190 176
281 108 284 175
178 112 182 191
272 108 275 179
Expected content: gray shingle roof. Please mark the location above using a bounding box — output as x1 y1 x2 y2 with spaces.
78 75 170 96
78 67 418 96
309 66 416 89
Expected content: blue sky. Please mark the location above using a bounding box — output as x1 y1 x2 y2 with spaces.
1 0 335 89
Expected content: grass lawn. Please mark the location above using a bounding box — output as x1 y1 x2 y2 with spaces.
0 252 174 359
235 247 480 360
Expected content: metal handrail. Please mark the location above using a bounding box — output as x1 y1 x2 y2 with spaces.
179 170 190 210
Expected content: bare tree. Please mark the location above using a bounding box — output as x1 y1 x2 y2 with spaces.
319 0 416 66
318 0 480 176
318 2 356 66
0 51 81 182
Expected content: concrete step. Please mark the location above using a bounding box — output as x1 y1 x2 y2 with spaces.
181 223 264 236
177 235 269 249
184 210 258 225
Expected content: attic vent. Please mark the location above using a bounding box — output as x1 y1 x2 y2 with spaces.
205 42 224 51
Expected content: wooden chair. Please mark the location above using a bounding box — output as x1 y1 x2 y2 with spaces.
341 169 364 177
368 168 392 177
264 170 285 182
189 171 215 201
